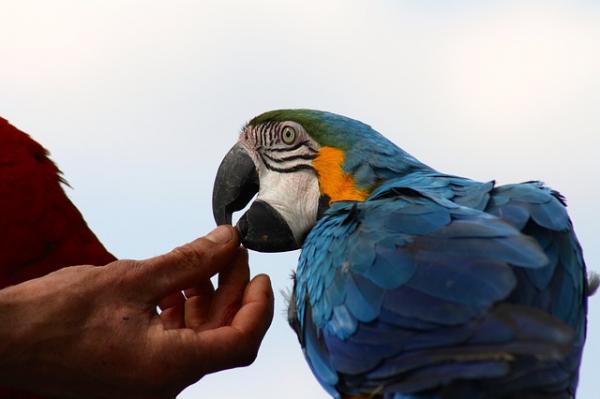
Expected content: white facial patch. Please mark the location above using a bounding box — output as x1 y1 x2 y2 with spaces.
256 168 320 244
238 122 322 245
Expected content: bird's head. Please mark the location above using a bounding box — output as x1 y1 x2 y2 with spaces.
212 109 425 252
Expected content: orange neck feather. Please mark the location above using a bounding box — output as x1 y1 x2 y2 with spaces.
312 147 368 203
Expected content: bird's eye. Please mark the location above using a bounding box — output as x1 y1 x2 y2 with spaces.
281 126 297 144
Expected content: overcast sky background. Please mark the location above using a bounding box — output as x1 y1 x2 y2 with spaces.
1 1 599 397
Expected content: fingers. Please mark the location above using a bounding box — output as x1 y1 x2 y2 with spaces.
159 292 186 310
184 248 249 329
152 274 273 378
212 248 250 327
230 274 274 350
195 274 274 373
183 280 215 329
158 292 186 329
135 226 240 303
202 248 250 327
217 248 250 289
184 279 215 300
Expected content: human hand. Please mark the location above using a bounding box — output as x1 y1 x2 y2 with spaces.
0 226 273 399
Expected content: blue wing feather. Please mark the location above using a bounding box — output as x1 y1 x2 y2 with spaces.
405 256 515 307
344 273 385 322
292 174 586 398
366 243 416 289
382 285 480 325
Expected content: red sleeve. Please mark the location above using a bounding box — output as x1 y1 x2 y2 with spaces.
0 117 115 289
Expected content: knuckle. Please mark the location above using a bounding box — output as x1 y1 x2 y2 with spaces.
171 244 209 269
106 258 141 274
119 259 145 282
99 259 143 293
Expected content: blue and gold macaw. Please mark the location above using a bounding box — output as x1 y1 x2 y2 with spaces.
212 110 597 398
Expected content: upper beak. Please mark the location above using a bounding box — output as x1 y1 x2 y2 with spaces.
212 143 299 252
212 143 259 225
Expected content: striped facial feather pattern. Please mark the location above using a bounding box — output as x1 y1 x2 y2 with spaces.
240 121 319 175
237 120 322 245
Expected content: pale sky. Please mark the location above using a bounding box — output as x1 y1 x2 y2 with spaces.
1 1 599 397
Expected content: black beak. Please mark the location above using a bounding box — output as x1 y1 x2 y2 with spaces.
212 143 299 252
212 143 259 225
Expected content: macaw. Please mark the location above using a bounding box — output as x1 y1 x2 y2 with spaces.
0 117 115 398
212 109 598 399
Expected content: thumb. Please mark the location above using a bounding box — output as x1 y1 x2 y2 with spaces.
136 225 241 303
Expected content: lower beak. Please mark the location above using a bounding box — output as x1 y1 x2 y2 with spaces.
212 143 299 252
237 200 299 252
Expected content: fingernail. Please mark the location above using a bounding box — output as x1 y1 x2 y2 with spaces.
206 225 233 244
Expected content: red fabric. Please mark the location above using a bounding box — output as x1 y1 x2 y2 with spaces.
0 117 116 397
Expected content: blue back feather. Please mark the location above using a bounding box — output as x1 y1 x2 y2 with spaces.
291 173 586 398
268 111 590 399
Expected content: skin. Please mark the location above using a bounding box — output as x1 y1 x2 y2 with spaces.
0 225 274 399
